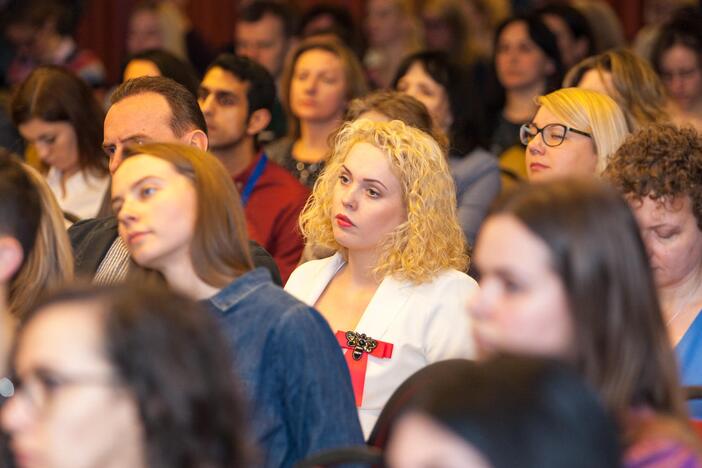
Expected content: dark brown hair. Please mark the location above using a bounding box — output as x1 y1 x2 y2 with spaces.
111 76 207 137
21 283 250 468
604 124 702 231
491 179 687 427
11 66 108 176
122 143 252 287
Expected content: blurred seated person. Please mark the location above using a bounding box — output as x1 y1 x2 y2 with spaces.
387 356 621 468
606 124 702 420
536 3 594 70
565 49 670 131
234 1 298 142
199 54 309 282
393 51 498 245
2 283 250 468
11 66 110 220
266 37 367 187
4 0 105 88
472 178 702 466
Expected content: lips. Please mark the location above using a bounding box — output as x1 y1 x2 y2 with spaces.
335 214 354 228
529 163 550 172
125 231 150 245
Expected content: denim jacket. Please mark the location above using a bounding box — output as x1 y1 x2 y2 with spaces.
204 268 363 468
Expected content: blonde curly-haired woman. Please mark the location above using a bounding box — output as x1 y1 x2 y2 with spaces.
285 119 477 437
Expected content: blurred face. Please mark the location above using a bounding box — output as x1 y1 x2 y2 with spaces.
422 13 453 52
122 59 161 82
366 0 404 46
127 9 163 54
525 106 597 181
387 413 490 468
578 69 616 99
235 14 289 80
332 142 406 253
198 67 250 152
112 154 197 273
2 301 144 468
103 92 181 174
660 44 702 111
395 62 453 132
630 196 702 290
471 214 573 357
290 49 347 124
18 119 80 176
495 21 554 92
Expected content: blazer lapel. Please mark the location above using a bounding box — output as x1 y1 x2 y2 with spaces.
355 275 412 340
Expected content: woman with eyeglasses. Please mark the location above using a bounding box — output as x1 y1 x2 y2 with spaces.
1 284 250 468
520 87 629 181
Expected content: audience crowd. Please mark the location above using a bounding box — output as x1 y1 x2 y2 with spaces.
2 0 702 467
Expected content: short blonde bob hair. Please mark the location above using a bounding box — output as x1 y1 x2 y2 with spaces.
536 87 629 175
300 119 468 283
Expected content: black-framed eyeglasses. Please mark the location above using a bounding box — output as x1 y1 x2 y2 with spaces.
519 123 592 147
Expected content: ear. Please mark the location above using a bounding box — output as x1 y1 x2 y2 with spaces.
183 129 208 151
0 237 23 285
246 108 272 136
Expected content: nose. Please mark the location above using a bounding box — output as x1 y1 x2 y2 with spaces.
34 142 50 160
341 186 358 210
470 279 498 320
527 132 546 155
199 93 215 115
1 391 34 435
116 197 139 227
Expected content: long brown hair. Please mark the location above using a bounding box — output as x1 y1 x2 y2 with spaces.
122 143 252 288
491 179 687 424
11 66 108 176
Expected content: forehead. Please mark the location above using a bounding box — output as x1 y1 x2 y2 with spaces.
532 106 562 125
662 44 699 68
402 62 441 86
236 14 284 39
632 195 695 224
18 118 72 136
16 301 105 374
475 214 552 269
202 67 249 95
578 69 614 97
104 92 177 142
113 154 182 189
343 142 400 182
295 49 343 71
500 21 530 42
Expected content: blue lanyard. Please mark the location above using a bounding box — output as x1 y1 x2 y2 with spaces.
241 154 268 206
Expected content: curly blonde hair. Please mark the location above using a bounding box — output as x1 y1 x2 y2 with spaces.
537 87 629 175
299 119 468 283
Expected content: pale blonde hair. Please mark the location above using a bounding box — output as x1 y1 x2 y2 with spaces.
10 164 74 317
300 119 468 283
537 88 629 175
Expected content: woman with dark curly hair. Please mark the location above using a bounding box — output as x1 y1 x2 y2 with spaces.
2 284 250 468
605 123 702 420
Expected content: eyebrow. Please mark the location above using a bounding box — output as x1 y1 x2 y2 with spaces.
341 165 389 190
111 175 163 203
102 133 152 148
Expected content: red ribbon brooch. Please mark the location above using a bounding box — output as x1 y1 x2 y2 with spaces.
336 330 393 406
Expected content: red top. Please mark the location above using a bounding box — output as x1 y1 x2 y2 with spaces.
234 152 310 283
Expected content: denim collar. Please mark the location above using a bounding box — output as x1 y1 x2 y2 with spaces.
208 268 272 312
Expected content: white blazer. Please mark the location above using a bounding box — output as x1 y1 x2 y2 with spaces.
285 253 478 437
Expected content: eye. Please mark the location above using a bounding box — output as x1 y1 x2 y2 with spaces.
103 145 116 157
366 188 380 199
197 88 209 101
339 173 351 184
656 229 679 240
138 186 157 198
216 93 236 106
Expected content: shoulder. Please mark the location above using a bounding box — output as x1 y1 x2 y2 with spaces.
262 159 310 198
264 137 294 166
417 269 478 295
449 149 499 179
68 216 117 245
286 255 339 290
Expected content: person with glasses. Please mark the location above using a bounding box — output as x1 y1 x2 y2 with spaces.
1 284 250 468
520 87 628 181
